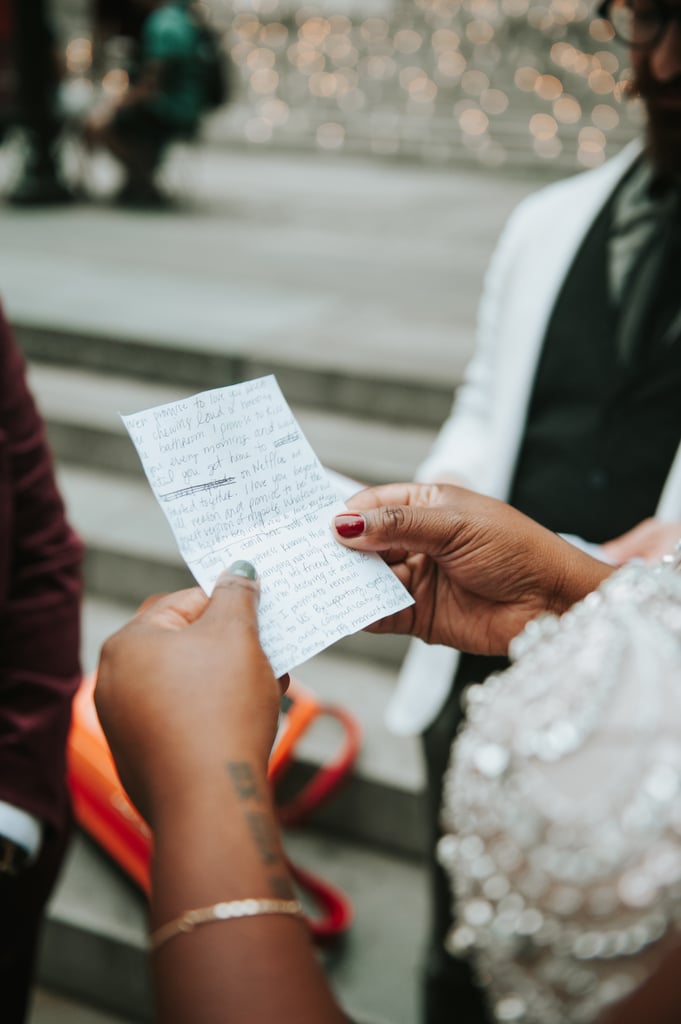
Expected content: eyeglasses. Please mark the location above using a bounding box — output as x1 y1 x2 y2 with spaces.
598 0 681 48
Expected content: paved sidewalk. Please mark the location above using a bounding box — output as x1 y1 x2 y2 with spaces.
30 990 127 1024
0 143 550 390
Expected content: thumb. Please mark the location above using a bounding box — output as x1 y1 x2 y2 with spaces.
201 560 261 637
333 505 459 559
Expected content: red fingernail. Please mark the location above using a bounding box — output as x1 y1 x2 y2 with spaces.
335 512 365 538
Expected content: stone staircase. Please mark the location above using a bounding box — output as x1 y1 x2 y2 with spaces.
28 358 432 855
2 143 545 1022
27 321 436 847
26 351 432 1024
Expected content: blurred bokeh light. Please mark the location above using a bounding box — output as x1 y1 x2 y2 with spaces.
62 0 643 172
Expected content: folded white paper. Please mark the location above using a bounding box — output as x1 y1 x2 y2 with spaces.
122 375 413 678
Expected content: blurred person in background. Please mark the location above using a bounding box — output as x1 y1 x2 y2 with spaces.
84 0 207 206
7 0 71 205
0 303 83 1021
0 0 15 143
90 0 147 99
388 1 681 1020
94 0 147 47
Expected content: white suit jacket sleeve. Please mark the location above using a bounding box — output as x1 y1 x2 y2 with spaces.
416 199 531 488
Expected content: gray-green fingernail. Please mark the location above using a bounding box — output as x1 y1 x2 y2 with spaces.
227 560 257 580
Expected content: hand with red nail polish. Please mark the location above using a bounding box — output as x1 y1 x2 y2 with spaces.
334 512 365 538
333 483 614 655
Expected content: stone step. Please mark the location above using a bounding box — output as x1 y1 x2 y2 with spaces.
206 104 638 179
28 361 436 486
2 146 538 430
17 317 456 430
82 595 425 858
37 827 426 1024
30 989 128 1024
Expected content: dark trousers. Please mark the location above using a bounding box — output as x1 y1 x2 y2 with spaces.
421 653 508 1024
0 813 71 1023
11 0 60 150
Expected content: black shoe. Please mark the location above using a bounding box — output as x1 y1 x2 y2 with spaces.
114 180 171 209
8 170 74 206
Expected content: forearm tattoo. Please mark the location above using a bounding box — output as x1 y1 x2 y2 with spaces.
245 811 279 866
226 761 263 802
226 760 295 900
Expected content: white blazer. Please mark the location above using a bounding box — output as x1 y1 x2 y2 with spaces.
389 139 681 736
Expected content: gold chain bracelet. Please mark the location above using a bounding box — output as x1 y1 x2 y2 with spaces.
150 898 304 952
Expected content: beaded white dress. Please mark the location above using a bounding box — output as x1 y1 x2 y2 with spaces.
438 555 681 1023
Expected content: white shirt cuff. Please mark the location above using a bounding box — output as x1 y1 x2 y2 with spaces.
0 801 44 861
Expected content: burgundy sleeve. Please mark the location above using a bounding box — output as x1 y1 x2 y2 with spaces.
0 304 84 832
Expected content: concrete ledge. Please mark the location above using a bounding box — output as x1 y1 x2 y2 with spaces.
30 988 130 1024
28 362 436 485
278 763 427 857
18 323 456 428
38 837 151 1023
38 919 151 1024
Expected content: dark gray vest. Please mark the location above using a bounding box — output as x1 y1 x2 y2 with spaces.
508 191 681 542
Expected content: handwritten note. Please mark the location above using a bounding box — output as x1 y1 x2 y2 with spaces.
121 376 413 677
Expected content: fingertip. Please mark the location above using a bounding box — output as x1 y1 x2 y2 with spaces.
334 512 365 540
225 560 258 581
213 562 261 602
214 561 259 589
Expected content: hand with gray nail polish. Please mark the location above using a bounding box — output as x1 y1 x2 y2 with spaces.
226 560 258 581
95 565 281 828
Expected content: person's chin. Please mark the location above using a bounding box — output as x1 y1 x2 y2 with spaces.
644 100 681 177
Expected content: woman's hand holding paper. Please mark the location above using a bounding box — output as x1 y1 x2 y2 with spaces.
333 483 614 656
